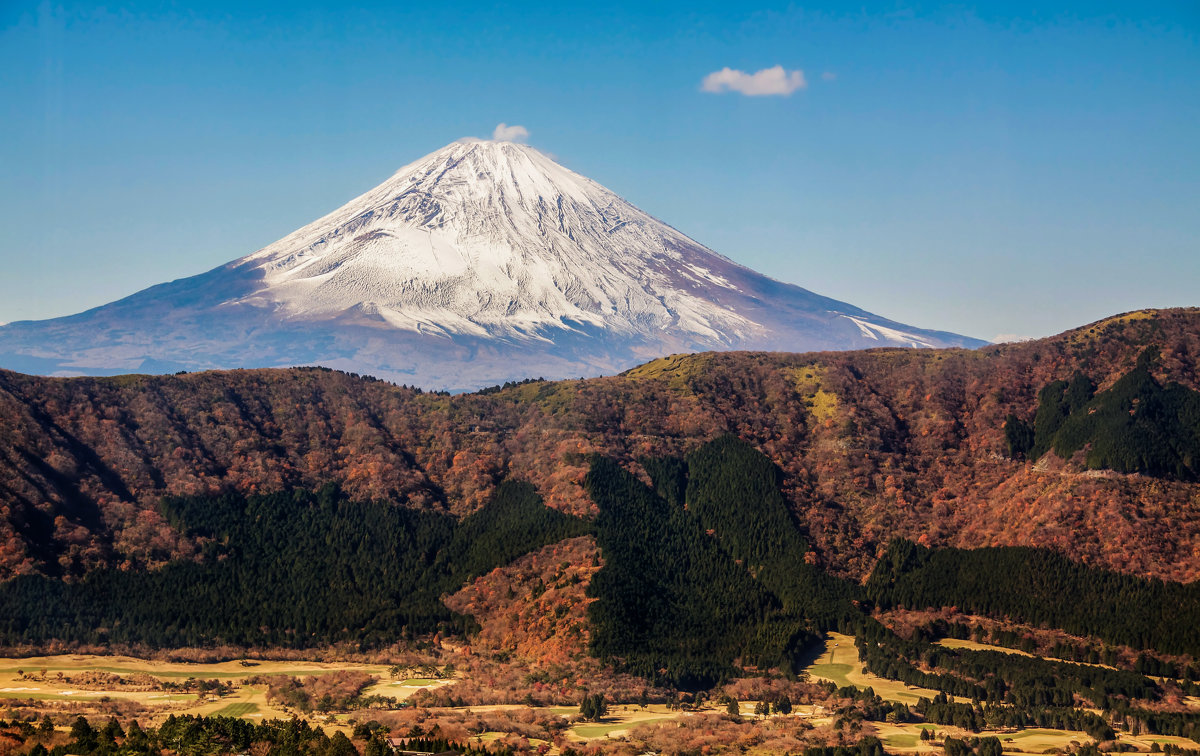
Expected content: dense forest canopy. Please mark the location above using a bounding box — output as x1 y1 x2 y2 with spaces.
585 437 862 688
866 539 1200 656
0 481 589 648
586 442 816 688
1006 347 1200 479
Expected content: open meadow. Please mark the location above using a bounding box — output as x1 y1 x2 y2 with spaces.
0 654 396 723
805 632 963 705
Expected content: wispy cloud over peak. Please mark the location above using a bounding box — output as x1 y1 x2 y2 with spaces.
492 123 530 142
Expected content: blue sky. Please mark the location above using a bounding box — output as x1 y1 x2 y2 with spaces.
1 1 1197 342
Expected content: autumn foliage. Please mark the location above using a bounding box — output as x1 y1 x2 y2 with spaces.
1 307 1199 583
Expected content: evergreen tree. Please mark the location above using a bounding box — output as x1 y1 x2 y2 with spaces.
580 693 608 721
327 731 356 756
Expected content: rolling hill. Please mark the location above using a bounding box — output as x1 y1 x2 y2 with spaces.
0 307 1196 587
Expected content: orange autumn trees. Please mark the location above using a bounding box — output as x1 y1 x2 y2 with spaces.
1 307 1199 583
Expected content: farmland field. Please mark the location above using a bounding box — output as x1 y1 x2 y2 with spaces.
0 654 392 722
0 655 389 680
4 643 1200 753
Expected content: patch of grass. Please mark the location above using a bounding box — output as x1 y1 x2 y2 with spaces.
210 702 259 718
622 354 711 390
573 717 672 738
936 638 1034 657
1068 310 1157 346
885 733 919 748
521 381 577 415
936 638 1122 675
782 365 838 423
0 664 170 676
805 633 960 705
1004 728 1081 747
808 663 854 688
0 690 103 701
0 664 381 680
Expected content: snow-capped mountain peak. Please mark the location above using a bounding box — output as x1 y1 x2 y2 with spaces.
242 139 759 345
0 139 985 389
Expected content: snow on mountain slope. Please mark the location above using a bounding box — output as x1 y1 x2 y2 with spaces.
0 138 986 390
241 139 761 344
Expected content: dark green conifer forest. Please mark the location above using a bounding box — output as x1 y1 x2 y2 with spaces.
0 481 589 648
584 436 856 689
1006 348 1200 479
865 539 1200 656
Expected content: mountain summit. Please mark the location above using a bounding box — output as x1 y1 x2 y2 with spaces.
0 139 985 389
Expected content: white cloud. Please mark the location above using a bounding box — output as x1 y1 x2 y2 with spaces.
821 71 837 81
492 123 530 142
701 65 806 96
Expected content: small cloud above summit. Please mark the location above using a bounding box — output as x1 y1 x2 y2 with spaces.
701 65 806 96
493 123 530 142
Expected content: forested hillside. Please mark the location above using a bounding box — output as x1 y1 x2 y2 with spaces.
0 481 589 648
5 433 1196 686
1 308 1199 585
866 539 1200 655
1006 347 1200 479
580 438 1198 690
583 436 870 688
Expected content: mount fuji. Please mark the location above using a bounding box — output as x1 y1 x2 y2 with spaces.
0 139 985 390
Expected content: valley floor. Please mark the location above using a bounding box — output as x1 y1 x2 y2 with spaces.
802 634 1200 754
4 633 1200 755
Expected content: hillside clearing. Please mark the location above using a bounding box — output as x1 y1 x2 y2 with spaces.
806 633 962 704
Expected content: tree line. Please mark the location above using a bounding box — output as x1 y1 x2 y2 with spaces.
912 617 1200 681
857 618 1160 709
866 539 1200 656
0 713 507 756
